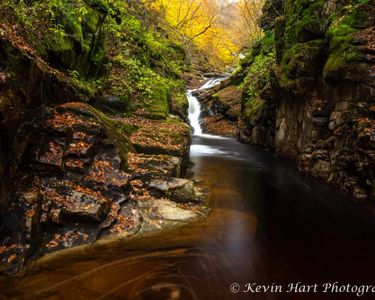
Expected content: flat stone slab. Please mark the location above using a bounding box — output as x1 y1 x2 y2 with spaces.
60 192 106 223
122 117 191 157
147 177 198 203
128 153 182 178
156 200 198 221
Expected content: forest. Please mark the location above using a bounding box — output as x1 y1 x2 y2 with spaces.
0 0 375 299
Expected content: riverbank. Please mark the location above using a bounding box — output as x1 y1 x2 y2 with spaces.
3 132 375 299
0 2 211 274
0 99 211 275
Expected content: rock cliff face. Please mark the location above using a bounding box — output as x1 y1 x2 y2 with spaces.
198 0 375 201
241 0 375 201
0 1 206 274
0 29 92 215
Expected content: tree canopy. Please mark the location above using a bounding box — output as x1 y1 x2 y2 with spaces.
144 0 264 69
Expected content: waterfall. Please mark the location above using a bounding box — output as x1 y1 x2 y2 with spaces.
187 77 226 136
187 91 203 135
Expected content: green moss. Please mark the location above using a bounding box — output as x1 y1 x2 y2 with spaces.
262 30 275 51
232 31 275 84
83 8 101 33
47 31 75 54
242 41 275 93
2 0 188 119
84 0 111 14
70 76 97 99
62 11 84 45
323 49 358 75
284 0 326 49
323 2 371 75
86 106 136 169
243 97 265 125
144 84 169 118
326 12 356 50
279 39 327 87
240 32 276 125
240 53 255 68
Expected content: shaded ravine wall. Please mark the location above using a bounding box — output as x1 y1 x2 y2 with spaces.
243 0 375 200
198 0 375 201
0 35 90 212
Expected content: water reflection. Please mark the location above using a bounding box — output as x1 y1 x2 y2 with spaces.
2 135 375 300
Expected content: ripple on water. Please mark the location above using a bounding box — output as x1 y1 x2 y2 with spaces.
190 145 226 156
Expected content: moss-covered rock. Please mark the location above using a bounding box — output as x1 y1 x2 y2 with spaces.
242 33 276 124
41 2 106 76
236 0 375 200
323 2 375 85
279 39 328 90
284 0 327 48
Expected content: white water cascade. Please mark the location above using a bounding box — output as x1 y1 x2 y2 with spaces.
187 77 226 136
187 91 203 135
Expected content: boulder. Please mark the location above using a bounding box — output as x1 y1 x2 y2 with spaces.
148 178 198 203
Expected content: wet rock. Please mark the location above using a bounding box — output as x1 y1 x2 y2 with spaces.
311 160 332 180
329 111 346 130
64 158 88 173
61 193 106 223
0 21 210 275
42 229 94 253
41 178 109 223
252 126 274 147
128 117 191 158
65 140 95 157
324 0 337 16
335 102 353 112
128 153 182 178
104 203 142 237
0 96 209 274
312 116 329 127
0 101 138 268
237 0 375 202
194 84 241 137
88 151 129 188
156 199 198 221
0 30 95 216
201 115 239 138
123 116 191 176
31 139 65 172
148 178 198 203
21 188 39 204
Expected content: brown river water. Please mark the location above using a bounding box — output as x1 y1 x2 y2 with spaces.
2 134 375 300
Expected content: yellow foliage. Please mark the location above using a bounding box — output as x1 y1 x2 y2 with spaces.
144 0 263 69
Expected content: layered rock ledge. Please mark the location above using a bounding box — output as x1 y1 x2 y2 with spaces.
0 101 208 274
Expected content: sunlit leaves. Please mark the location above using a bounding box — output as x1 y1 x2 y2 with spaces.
146 0 264 68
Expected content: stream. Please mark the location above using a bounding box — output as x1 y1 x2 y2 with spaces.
3 79 375 299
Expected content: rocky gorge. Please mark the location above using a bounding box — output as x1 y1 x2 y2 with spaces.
195 0 375 202
0 0 209 275
1 0 375 291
